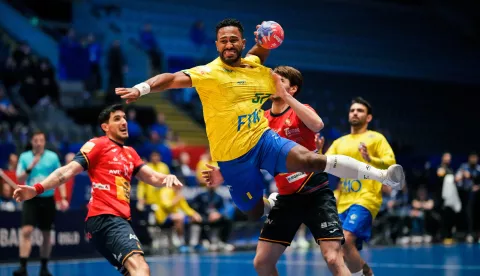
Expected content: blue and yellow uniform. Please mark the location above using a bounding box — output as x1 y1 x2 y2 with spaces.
326 130 395 248
183 55 296 211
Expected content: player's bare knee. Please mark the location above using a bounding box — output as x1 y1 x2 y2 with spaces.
253 254 273 271
21 226 33 238
322 246 342 267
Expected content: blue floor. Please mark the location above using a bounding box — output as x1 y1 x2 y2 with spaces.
1 244 479 276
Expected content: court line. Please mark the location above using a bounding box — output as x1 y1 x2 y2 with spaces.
2 255 479 271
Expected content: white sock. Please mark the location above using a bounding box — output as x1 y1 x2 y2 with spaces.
351 270 363 276
263 197 274 217
190 224 201 246
324 155 385 182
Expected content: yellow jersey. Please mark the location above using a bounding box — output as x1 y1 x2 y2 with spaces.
326 130 395 218
182 55 275 162
136 162 170 205
155 188 197 224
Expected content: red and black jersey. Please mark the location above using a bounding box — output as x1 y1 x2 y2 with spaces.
264 105 328 195
73 136 144 220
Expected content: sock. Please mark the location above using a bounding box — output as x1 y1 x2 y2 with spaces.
262 197 274 217
351 270 363 276
190 224 202 246
41 258 48 269
20 257 27 268
324 155 385 182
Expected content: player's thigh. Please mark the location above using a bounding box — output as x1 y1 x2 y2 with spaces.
259 195 304 246
37 197 56 231
285 144 327 172
21 198 38 228
256 129 298 175
304 189 344 244
339 205 373 250
85 216 144 273
217 162 265 213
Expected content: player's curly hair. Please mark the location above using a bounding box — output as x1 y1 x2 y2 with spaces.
351 97 373 115
274 66 303 97
216 18 244 38
98 104 124 126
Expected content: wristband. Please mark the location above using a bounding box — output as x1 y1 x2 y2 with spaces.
133 82 151 96
33 183 44 195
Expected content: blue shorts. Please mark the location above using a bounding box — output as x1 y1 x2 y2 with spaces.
218 129 297 212
338 204 373 250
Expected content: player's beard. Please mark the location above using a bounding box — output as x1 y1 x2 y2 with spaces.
220 48 242 66
349 117 366 128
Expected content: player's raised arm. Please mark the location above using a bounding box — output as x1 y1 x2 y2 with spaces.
13 161 84 202
271 72 324 132
135 165 183 188
115 71 192 104
247 21 284 64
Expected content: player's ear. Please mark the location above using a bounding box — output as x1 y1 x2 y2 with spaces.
289 86 298 95
101 123 109 133
242 38 246 49
366 114 373 123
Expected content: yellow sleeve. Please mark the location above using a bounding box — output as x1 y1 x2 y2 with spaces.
179 198 196 217
181 65 215 89
137 181 146 201
244 55 261 64
369 134 396 169
160 163 170 175
325 139 338 155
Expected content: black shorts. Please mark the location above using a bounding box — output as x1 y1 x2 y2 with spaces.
85 215 144 275
259 182 344 246
22 196 56 231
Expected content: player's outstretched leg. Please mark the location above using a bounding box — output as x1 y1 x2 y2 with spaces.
253 241 285 276
124 254 150 276
319 240 351 275
285 145 404 189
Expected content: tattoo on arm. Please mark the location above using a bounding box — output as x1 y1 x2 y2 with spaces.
56 169 67 184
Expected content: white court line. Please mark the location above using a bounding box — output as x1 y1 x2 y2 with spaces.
1 255 479 271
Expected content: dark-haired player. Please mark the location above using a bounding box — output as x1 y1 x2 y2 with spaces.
13 104 183 276
116 18 404 223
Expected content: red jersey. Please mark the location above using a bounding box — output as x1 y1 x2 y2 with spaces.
74 136 144 220
265 105 327 195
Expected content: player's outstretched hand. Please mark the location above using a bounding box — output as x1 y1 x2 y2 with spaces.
162 174 183 188
202 163 224 187
13 185 37 202
254 21 266 44
115 87 140 104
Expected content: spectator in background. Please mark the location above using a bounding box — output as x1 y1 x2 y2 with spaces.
150 113 169 139
0 87 20 129
155 185 202 252
18 55 38 108
139 23 162 73
410 185 436 244
434 152 454 206
106 40 127 104
136 151 170 211
0 182 17 211
176 152 195 186
455 152 480 243
86 34 102 91
12 42 32 65
144 131 172 168
126 109 142 145
189 185 235 252
36 58 61 108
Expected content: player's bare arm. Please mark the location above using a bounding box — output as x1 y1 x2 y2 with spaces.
245 23 271 64
272 73 324 132
13 161 84 202
135 165 183 188
115 71 192 104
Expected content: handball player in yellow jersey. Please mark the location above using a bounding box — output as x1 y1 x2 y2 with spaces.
317 97 395 276
116 18 404 221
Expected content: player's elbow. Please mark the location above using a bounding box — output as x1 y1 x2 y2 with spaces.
310 120 324 133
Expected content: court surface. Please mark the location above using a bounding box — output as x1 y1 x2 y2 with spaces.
1 244 479 276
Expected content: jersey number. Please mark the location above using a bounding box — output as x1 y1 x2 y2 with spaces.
252 93 270 104
115 176 131 203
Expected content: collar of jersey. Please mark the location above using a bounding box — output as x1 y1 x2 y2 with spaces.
108 137 124 147
215 57 261 70
269 106 291 117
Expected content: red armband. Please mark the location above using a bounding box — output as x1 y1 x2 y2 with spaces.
33 183 44 195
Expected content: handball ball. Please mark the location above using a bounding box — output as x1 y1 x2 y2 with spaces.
257 21 284 49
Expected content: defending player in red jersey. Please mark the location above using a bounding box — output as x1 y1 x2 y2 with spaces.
13 104 183 276
203 66 351 275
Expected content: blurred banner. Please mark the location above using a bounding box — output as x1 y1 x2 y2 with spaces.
0 210 97 262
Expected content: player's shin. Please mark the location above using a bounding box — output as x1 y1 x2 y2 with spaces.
324 155 385 182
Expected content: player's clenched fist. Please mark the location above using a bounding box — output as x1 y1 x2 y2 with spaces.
202 163 224 187
13 185 37 202
162 174 183 188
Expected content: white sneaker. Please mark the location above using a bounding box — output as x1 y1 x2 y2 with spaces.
268 192 278 202
382 164 405 190
296 238 310 249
